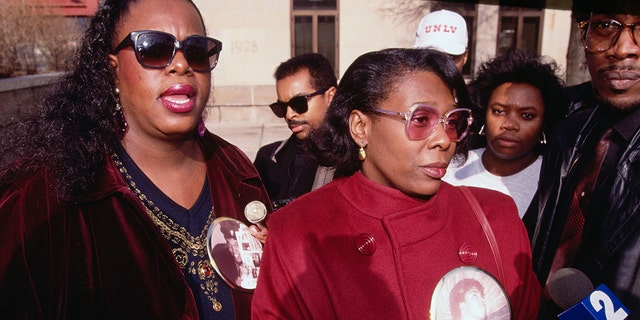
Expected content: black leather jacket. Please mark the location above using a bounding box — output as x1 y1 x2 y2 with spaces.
526 104 640 315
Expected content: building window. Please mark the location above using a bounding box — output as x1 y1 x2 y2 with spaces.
292 0 339 74
497 8 542 55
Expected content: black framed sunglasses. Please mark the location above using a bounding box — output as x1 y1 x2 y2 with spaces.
112 30 222 72
269 88 328 118
372 103 473 142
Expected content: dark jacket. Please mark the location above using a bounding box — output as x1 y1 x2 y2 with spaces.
0 132 271 319
254 136 332 209
564 80 596 116
526 104 640 314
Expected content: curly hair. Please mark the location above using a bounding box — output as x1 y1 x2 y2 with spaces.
0 0 204 200
469 49 565 152
307 48 474 177
274 53 337 91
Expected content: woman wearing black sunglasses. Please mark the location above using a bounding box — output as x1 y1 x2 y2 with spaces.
0 0 269 319
251 48 541 319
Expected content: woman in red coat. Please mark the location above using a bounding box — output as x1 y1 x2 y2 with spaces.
252 48 541 319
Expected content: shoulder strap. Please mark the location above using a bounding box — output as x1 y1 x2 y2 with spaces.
459 186 506 286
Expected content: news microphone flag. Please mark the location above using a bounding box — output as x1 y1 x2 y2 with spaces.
559 284 629 320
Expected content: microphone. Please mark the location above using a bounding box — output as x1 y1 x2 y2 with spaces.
547 268 630 320
547 267 594 309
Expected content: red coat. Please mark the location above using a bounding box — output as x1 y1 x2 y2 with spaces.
0 133 271 319
252 172 541 319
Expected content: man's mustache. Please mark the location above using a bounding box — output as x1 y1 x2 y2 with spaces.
598 64 640 73
287 120 308 126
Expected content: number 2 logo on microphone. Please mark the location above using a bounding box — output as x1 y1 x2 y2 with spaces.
559 283 630 320
589 285 629 320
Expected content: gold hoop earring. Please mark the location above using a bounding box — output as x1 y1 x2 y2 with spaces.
540 132 547 145
478 125 485 136
358 146 366 161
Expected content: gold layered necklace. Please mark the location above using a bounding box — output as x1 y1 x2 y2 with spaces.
111 152 224 312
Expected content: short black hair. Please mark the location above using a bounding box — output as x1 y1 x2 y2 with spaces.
572 0 640 22
274 53 337 91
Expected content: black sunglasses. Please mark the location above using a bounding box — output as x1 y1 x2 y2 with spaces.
112 30 222 72
269 88 328 118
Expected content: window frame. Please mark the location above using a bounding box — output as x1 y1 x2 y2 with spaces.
497 7 544 55
290 1 339 75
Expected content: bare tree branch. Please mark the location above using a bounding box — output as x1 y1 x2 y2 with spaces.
0 1 81 77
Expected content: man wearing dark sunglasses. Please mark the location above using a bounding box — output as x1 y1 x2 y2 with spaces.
254 53 337 210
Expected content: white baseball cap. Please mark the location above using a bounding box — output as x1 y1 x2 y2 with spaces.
413 9 468 55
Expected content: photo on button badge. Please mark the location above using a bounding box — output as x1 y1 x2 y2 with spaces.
207 217 263 291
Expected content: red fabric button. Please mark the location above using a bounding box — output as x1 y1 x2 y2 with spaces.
355 233 376 255
458 242 478 264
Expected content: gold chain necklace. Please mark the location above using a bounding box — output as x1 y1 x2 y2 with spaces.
111 152 224 312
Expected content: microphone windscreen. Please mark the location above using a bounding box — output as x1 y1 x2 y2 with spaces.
547 268 594 310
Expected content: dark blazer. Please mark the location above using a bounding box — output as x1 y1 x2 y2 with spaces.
0 132 271 319
253 136 319 208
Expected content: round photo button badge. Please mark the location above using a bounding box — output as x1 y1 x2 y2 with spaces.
206 217 263 291
430 266 511 320
244 200 267 224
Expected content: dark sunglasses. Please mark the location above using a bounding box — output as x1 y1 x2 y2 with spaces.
269 88 328 118
112 30 222 72
372 103 473 142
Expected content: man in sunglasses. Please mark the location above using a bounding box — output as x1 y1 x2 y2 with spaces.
254 53 337 210
525 0 640 316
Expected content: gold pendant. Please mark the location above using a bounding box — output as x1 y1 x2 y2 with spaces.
198 259 214 280
213 299 222 312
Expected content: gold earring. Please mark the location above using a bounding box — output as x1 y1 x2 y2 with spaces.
358 146 366 161
478 124 485 136
540 132 547 145
114 87 127 139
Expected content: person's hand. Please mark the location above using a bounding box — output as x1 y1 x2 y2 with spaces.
249 222 268 243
